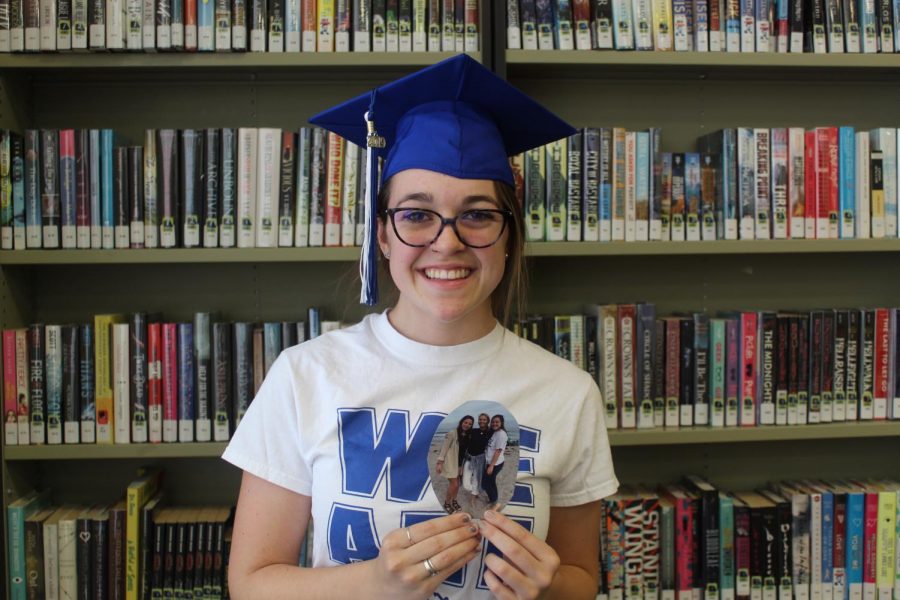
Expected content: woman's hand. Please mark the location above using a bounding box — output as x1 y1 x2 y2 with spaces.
486 464 494 475
479 510 561 600
368 512 481 600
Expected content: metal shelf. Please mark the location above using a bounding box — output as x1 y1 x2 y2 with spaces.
5 423 899 459
3 238 900 264
608 421 900 446
0 51 482 70
4 441 228 460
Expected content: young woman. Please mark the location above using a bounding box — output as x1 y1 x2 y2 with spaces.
462 412 492 497
223 54 618 600
482 414 509 511
435 414 474 513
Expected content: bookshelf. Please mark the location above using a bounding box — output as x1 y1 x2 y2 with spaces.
4 0 900 592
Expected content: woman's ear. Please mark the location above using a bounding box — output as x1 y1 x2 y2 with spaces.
377 218 390 259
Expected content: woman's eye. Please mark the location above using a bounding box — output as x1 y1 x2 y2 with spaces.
460 210 497 223
399 210 434 223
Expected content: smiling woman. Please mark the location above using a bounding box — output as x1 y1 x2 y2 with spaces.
222 54 619 600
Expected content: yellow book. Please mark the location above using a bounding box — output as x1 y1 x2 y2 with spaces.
876 486 897 598
317 0 335 51
125 469 162 600
94 314 125 444
652 0 673 50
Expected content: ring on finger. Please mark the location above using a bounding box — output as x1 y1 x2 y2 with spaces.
423 557 439 577
406 527 413 546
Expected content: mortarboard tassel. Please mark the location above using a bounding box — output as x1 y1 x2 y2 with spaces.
361 105 385 306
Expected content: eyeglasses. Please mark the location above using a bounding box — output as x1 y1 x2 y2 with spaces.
383 207 512 248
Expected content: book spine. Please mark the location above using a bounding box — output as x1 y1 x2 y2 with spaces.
212 322 231 442
44 324 61 445
237 127 257 249
710 319 726 427
220 127 236 248
680 317 695 427
73 130 90 249
61 325 79 443
181 129 201 248
798 314 811 423
740 311 757 426
861 309 876 420
147 322 161 443
24 130 41 248
776 316 789 425
294 127 311 247
323 131 343 246
177 323 194 442
112 322 130 444
112 146 128 249
255 128 279 247
161 322 177 442
127 146 143 248
840 126 857 238
810 310 824 424
15 329 30 445
40 129 60 248
665 318 681 428
619 305 637 429
582 131 601 242
233 322 252 426
759 313 776 425
278 130 296 247
194 312 211 442
339 140 358 248
130 313 148 443
202 128 220 248
232 0 247 47
156 130 177 248
567 131 583 242
3 330 17 445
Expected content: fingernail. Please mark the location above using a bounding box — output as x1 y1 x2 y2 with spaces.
461 513 472 523
484 510 495 519
469 525 478 533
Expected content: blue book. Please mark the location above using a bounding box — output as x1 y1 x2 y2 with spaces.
839 127 856 239
582 128 601 242
845 487 865 599
612 0 635 48
649 128 662 241
308 307 321 339
599 128 613 241
697 129 738 240
635 131 650 242
24 130 41 248
6 490 51 600
89 129 101 249
177 322 195 442
263 322 283 376
198 0 215 49
821 488 834 596
100 129 115 249
11 132 24 249
685 152 702 241
719 492 735 597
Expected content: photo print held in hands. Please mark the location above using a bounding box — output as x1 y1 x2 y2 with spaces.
428 400 520 520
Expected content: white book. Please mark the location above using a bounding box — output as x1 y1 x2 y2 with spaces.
754 128 771 239
232 17 245 50
10 1 25 51
112 323 130 444
143 130 158 248
740 0 754 50
255 128 280 248
693 0 709 50
295 128 311 248
237 127 258 248
105 0 124 48
40 0 56 49
633 0 654 48
142 0 154 47
673 0 690 49
317 7 333 50
216 0 232 49
250 24 264 51
856 132 871 238
788 128 806 238
341 142 359 247
875 129 897 237
625 132 636 242
57 508 78 600
43 509 61 600
126 0 141 48
737 128 756 240
56 1 71 49
771 128 789 239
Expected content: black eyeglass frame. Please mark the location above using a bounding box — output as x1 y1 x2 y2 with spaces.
382 207 514 249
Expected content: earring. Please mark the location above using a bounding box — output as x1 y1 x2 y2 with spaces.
384 251 391 259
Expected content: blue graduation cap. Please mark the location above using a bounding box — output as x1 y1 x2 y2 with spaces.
309 54 576 306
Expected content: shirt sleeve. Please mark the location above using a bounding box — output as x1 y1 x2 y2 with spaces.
549 375 619 507
221 352 313 496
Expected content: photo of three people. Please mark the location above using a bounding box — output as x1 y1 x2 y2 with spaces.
428 400 520 520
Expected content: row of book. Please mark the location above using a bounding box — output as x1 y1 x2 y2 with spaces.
514 305 900 430
1 309 339 446
506 0 900 53
512 127 900 242
0 127 372 251
597 476 900 600
6 471 233 600
0 0 479 53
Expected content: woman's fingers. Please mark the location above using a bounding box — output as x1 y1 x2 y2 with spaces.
403 521 480 563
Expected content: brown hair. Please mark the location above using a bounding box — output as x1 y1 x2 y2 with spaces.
377 177 527 328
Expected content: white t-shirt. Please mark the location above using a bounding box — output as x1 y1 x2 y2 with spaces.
222 311 619 599
485 429 508 467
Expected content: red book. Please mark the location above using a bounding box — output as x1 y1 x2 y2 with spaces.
815 127 839 239
147 323 162 443
740 311 758 427
301 0 316 50
833 492 847 592
862 489 878 597
660 485 694 599
824 127 840 239
618 304 637 429
873 308 890 419
3 329 17 445
161 323 178 443
184 0 198 50
805 130 817 239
